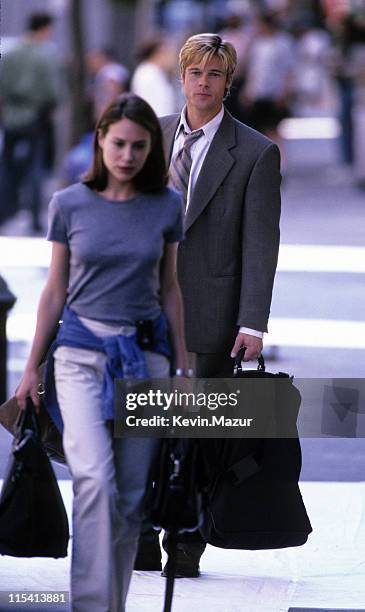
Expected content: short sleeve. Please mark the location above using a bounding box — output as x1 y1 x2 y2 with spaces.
164 191 184 243
47 194 68 244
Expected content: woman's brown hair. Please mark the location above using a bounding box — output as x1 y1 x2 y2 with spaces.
83 93 168 193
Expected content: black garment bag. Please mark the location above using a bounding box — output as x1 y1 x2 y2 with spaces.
0 399 69 558
200 349 312 550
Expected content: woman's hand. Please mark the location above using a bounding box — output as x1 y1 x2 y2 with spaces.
15 368 41 412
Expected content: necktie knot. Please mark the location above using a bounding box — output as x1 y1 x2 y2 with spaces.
183 129 204 151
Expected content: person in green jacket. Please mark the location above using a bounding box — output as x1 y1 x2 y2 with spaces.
0 13 62 230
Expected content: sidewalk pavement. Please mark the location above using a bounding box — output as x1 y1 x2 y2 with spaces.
1 482 365 611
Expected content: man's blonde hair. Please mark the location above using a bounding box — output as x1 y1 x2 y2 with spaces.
179 33 237 94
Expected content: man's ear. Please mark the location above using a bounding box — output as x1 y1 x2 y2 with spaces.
224 75 233 98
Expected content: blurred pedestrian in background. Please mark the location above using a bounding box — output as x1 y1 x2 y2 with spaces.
15 92 188 611
0 13 63 232
240 12 295 166
328 14 365 167
60 48 130 186
131 35 179 116
218 11 255 123
60 131 95 187
291 16 332 116
85 48 130 121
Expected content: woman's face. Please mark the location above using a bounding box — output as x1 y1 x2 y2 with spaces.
98 118 152 186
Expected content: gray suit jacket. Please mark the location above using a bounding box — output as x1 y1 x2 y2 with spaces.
160 109 281 354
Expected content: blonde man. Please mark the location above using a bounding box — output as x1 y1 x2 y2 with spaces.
136 33 281 577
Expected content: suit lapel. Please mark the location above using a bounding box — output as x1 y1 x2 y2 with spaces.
185 110 236 232
161 115 180 166
161 110 237 232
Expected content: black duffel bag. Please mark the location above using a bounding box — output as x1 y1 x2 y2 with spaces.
200 349 312 550
0 399 69 558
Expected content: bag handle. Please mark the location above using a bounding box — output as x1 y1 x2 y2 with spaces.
234 347 265 372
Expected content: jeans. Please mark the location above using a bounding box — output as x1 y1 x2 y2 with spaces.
0 124 44 228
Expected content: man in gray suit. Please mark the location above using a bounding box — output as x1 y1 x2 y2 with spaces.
136 32 281 576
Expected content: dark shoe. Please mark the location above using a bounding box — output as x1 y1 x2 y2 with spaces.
162 544 201 578
134 533 162 571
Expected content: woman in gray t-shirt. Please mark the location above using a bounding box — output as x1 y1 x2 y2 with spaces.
16 94 189 611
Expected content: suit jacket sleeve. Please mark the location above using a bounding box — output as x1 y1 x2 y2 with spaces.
238 143 281 332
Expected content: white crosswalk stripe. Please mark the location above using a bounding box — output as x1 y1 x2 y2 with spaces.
2 238 365 273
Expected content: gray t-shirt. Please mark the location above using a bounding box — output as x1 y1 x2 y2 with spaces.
47 183 183 325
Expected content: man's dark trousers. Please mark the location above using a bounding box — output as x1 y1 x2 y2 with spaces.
164 352 234 555
136 352 234 569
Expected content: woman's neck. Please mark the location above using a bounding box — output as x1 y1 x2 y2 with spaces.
98 180 138 201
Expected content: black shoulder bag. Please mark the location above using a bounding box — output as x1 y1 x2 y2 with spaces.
0 398 69 558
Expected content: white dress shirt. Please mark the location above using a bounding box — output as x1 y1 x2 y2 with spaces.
171 105 263 340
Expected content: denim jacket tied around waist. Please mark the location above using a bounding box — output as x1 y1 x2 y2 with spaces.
44 305 171 433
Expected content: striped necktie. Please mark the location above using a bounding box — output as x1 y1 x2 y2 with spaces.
169 129 204 208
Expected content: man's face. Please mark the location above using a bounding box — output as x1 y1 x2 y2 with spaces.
182 56 229 116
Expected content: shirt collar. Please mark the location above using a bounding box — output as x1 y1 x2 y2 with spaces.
175 105 225 142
